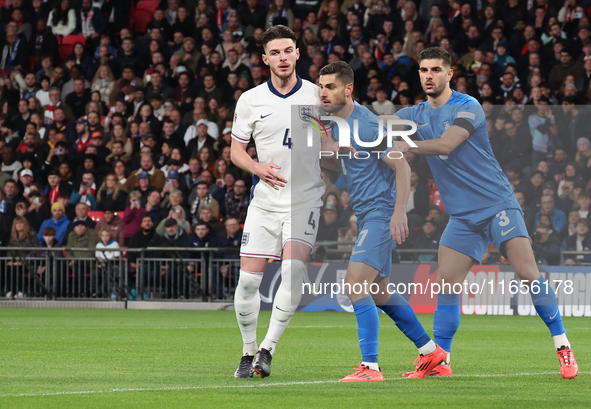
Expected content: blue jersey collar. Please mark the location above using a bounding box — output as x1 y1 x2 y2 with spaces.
267 75 302 99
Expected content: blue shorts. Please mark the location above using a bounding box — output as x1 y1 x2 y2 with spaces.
440 203 529 262
350 216 395 277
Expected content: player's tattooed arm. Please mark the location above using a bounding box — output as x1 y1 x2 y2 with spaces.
381 146 410 244
395 125 470 156
230 139 287 190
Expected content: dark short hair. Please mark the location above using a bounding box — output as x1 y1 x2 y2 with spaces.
195 221 209 228
319 61 354 85
261 25 297 51
42 226 56 236
418 47 452 68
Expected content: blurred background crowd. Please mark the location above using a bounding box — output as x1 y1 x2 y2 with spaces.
0 0 589 273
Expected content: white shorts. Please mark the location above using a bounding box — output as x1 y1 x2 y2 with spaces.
240 204 321 260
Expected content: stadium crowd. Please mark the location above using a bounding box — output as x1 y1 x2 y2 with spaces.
1 0 591 297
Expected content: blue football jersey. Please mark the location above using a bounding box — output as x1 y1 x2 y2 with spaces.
332 103 396 219
392 91 518 216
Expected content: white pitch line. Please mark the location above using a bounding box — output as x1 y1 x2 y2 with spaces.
1 371 585 398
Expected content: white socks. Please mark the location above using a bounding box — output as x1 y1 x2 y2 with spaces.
234 270 263 356
260 260 306 355
418 339 437 356
362 362 380 371
553 333 571 350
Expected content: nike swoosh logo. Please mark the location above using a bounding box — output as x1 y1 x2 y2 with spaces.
276 306 289 312
417 123 429 129
261 113 272 119
501 226 516 236
304 232 314 236
239 312 254 316
351 250 366 256
549 311 558 320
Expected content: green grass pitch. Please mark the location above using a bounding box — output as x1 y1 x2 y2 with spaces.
0 309 589 408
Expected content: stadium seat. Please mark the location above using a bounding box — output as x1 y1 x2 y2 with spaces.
136 0 159 13
88 211 104 222
58 35 86 64
130 9 154 34
58 44 73 65
61 34 86 45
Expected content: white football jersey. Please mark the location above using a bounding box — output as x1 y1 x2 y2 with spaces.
232 77 325 211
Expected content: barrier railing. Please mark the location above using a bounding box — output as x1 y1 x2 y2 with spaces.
2 246 590 301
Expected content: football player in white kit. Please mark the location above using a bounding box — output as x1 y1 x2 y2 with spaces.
230 25 329 378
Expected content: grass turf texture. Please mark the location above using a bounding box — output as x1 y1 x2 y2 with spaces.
0 309 589 408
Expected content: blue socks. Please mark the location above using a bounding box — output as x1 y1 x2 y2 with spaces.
530 275 565 336
353 296 380 363
378 293 431 349
433 293 461 353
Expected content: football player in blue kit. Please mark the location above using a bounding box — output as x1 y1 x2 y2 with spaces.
391 47 578 379
318 61 446 382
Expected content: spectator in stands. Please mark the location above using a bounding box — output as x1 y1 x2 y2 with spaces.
535 194 567 233
130 171 155 203
199 207 225 236
148 218 190 298
3 179 20 218
187 120 216 158
531 222 561 265
91 65 115 104
48 0 76 37
37 202 69 245
406 169 430 219
94 227 121 297
412 218 441 262
124 155 166 191
190 181 220 223
162 187 189 218
7 216 38 261
127 213 156 275
211 216 242 295
562 218 591 264
2 145 23 180
113 159 128 187
155 205 191 236
161 171 189 205
94 204 124 246
317 203 339 243
65 79 91 120
0 30 28 74
24 190 50 232
69 171 97 210
123 190 146 244
78 0 107 46
96 173 128 212
173 37 202 73
499 119 533 170
560 210 580 242
523 170 546 206
65 220 99 296
189 220 215 248
224 178 249 224
36 226 63 291
63 202 96 242
577 190 591 218
144 190 166 224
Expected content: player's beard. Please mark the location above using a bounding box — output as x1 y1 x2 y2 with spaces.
269 62 295 81
323 90 348 114
423 79 446 99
